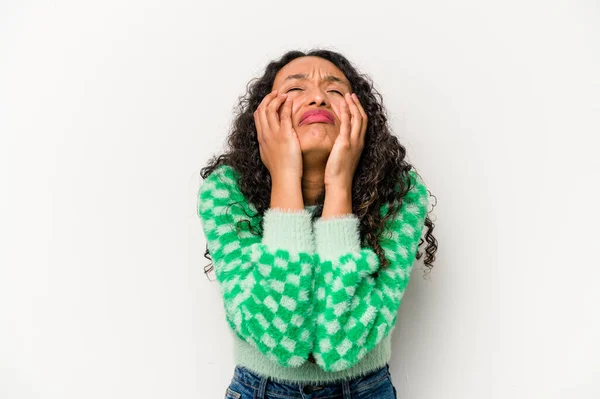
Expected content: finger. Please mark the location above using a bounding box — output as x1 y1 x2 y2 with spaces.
339 96 351 141
280 96 293 131
266 93 288 131
258 90 279 137
256 90 278 136
255 93 276 143
261 90 279 105
351 93 368 136
254 108 263 143
345 93 362 140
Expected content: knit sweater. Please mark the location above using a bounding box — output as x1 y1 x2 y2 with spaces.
197 164 429 384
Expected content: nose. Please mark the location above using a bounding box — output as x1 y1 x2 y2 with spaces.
306 86 327 107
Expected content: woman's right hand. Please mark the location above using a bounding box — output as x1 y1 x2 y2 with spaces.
254 90 303 181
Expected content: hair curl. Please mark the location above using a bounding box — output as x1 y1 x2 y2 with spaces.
199 48 438 279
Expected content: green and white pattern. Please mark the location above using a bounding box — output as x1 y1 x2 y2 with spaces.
197 165 316 367
311 175 429 371
197 164 429 372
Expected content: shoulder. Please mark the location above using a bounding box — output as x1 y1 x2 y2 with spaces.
390 169 428 201
199 164 241 196
198 164 245 207
382 169 429 218
406 169 428 200
201 164 238 185
198 164 258 216
404 169 429 219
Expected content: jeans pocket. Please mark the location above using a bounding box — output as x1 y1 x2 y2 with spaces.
224 386 242 399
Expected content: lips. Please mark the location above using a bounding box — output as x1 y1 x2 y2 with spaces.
299 109 335 126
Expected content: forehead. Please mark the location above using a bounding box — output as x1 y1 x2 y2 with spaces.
273 56 348 87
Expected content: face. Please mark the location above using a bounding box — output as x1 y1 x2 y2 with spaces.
271 56 352 157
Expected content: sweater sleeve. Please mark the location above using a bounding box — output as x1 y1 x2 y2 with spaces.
197 165 316 368
311 171 429 372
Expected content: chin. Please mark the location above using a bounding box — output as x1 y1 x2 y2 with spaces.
298 135 334 155
297 123 338 137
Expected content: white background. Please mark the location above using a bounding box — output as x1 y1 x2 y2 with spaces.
1 1 599 398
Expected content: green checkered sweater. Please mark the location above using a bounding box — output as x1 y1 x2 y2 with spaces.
197 164 428 376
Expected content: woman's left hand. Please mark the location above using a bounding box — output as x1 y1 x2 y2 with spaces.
324 93 368 188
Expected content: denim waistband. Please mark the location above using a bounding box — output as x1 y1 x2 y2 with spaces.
232 363 390 398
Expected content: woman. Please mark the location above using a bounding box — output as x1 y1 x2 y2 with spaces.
197 49 438 399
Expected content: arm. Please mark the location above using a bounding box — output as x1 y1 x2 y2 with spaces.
197 164 316 367
311 171 429 372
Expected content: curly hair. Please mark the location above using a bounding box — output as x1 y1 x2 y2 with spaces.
199 48 438 279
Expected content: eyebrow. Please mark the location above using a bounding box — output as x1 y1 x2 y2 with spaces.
284 73 349 88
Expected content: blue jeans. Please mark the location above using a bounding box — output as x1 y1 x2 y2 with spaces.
224 363 398 399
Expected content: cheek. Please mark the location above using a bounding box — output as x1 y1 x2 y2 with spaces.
331 102 344 122
290 95 304 119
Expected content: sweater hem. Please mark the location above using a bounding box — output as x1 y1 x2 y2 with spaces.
234 362 389 386
232 333 393 385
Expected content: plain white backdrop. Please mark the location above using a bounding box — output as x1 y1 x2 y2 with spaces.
1 0 599 398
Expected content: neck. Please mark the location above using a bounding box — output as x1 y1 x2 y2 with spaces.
301 158 326 206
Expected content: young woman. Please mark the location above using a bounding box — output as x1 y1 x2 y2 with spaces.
197 49 438 399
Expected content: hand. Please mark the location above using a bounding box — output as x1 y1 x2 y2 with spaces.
324 92 367 188
254 90 303 182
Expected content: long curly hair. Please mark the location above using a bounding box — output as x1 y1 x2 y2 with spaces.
199 48 438 279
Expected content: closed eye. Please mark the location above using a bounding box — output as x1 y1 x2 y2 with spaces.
286 87 302 93
328 90 343 95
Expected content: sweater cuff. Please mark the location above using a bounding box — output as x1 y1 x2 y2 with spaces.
313 214 361 262
262 208 315 254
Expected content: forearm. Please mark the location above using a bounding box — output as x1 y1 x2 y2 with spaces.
198 165 316 367
310 171 429 372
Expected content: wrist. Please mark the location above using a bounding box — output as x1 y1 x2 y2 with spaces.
325 179 353 192
322 188 353 218
324 184 352 198
271 181 304 210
